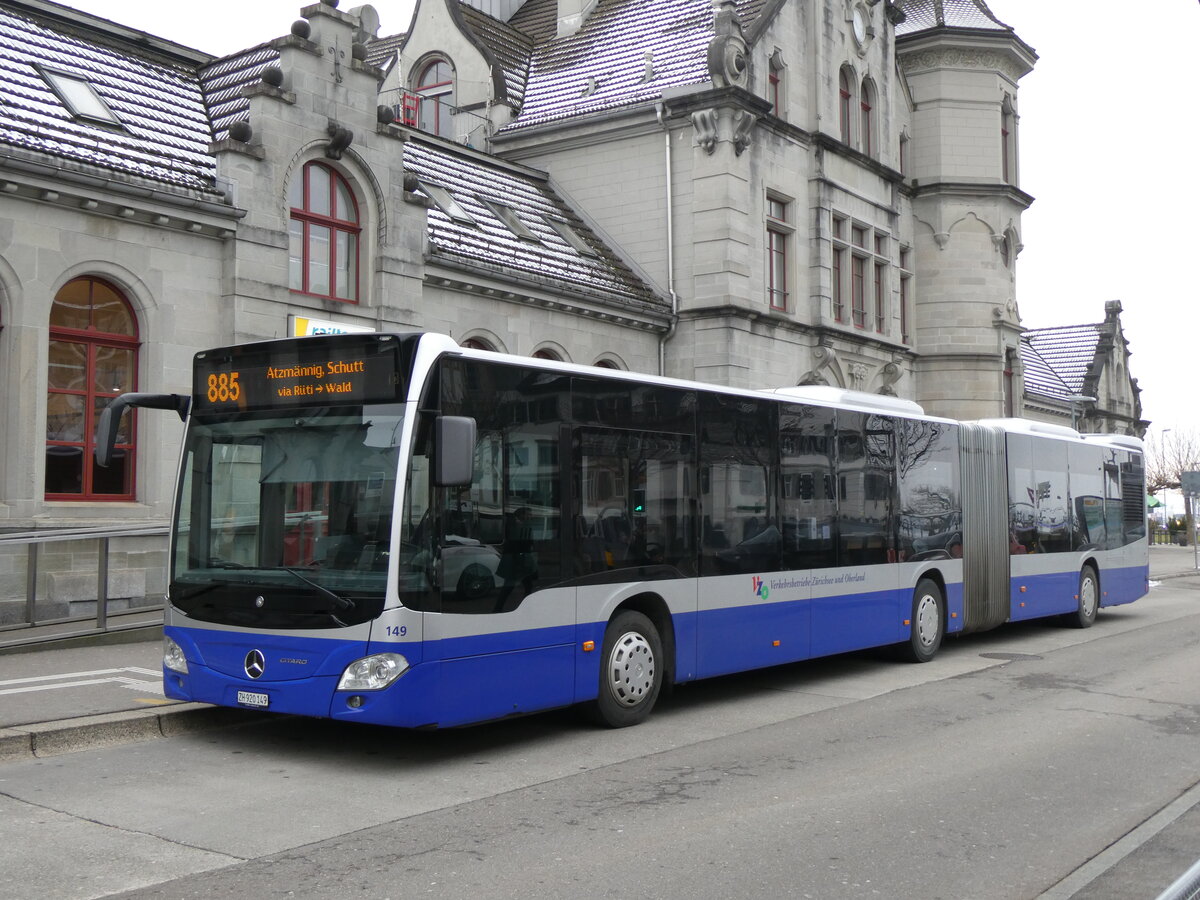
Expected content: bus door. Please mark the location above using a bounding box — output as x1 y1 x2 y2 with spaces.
574 427 698 681
419 363 579 724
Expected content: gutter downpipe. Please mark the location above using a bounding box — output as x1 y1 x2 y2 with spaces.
655 101 678 377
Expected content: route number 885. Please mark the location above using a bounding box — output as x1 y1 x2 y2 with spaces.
207 371 241 403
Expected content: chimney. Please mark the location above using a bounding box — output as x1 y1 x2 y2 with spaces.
557 0 598 37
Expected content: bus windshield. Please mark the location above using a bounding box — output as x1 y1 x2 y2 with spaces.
170 404 405 628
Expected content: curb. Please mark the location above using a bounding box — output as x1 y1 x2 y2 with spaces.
0 703 273 763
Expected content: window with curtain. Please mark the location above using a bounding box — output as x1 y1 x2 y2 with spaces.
46 277 139 500
288 161 361 303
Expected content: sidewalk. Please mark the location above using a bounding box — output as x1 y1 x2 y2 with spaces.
1149 543 1200 580
0 628 269 762
2 548 1199 763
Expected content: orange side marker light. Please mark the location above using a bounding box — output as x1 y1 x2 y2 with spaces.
582 640 595 652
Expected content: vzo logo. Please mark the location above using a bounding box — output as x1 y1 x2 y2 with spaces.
752 576 769 600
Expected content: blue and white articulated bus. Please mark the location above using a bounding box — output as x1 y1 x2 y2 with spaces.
96 332 1148 729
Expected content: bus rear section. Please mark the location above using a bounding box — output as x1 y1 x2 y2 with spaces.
959 421 1148 636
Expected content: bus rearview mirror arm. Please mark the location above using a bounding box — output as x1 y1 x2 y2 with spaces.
95 393 191 468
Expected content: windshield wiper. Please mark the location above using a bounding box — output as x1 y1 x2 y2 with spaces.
174 581 232 601
278 566 356 612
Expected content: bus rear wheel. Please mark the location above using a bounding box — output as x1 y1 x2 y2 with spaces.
590 610 663 728
901 578 944 663
1067 566 1099 628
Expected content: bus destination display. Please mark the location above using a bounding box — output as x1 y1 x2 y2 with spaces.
193 342 400 412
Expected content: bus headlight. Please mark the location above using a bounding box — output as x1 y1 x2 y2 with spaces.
164 635 189 674
338 653 409 691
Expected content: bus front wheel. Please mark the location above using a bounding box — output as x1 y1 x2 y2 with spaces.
590 610 663 728
1067 566 1099 629
902 578 944 663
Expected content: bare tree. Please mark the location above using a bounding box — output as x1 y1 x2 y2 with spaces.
1145 428 1200 494
1146 428 1200 546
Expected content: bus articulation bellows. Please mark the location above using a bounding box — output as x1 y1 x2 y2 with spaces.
96 332 1148 729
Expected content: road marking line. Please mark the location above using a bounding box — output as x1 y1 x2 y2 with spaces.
0 667 163 696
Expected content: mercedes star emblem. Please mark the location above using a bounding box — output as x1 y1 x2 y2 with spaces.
244 649 266 679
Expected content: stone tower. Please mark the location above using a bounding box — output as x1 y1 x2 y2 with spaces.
896 0 1037 420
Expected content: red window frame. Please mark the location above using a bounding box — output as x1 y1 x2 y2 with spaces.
766 197 789 311
767 227 788 311
860 80 873 157
839 69 852 144
832 247 845 323
874 261 885 332
45 277 139 501
289 161 361 304
852 255 867 328
416 59 454 139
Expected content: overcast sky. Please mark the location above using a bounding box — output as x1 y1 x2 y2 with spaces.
57 0 1198 439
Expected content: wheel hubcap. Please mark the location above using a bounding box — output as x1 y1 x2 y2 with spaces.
1081 576 1097 617
607 631 655 707
916 593 940 647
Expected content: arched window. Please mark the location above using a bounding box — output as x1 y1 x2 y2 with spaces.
860 78 874 157
838 68 853 144
594 359 621 369
288 161 360 303
415 59 454 139
1001 95 1017 183
461 337 495 351
532 349 561 361
768 51 785 118
46 277 139 499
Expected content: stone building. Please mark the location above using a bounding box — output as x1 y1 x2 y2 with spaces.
1020 301 1146 436
0 0 1143 566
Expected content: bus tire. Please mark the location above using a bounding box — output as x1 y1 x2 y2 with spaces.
902 578 944 663
590 610 663 728
1068 566 1099 628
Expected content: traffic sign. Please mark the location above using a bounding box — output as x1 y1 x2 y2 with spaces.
1182 471 1200 496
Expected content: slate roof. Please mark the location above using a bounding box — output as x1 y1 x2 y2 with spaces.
198 42 277 144
1020 324 1102 401
501 0 767 131
459 5 533 108
896 0 1012 36
0 2 219 194
365 31 406 70
403 136 665 313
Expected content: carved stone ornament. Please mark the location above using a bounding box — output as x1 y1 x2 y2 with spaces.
848 362 870 391
799 341 839 386
899 49 1024 82
692 109 719 154
707 0 750 89
733 110 756 155
325 122 354 160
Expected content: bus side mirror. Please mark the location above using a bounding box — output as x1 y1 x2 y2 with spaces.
434 415 476 486
95 393 190 467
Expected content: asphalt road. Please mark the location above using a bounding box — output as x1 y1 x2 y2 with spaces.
1 580 1198 900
